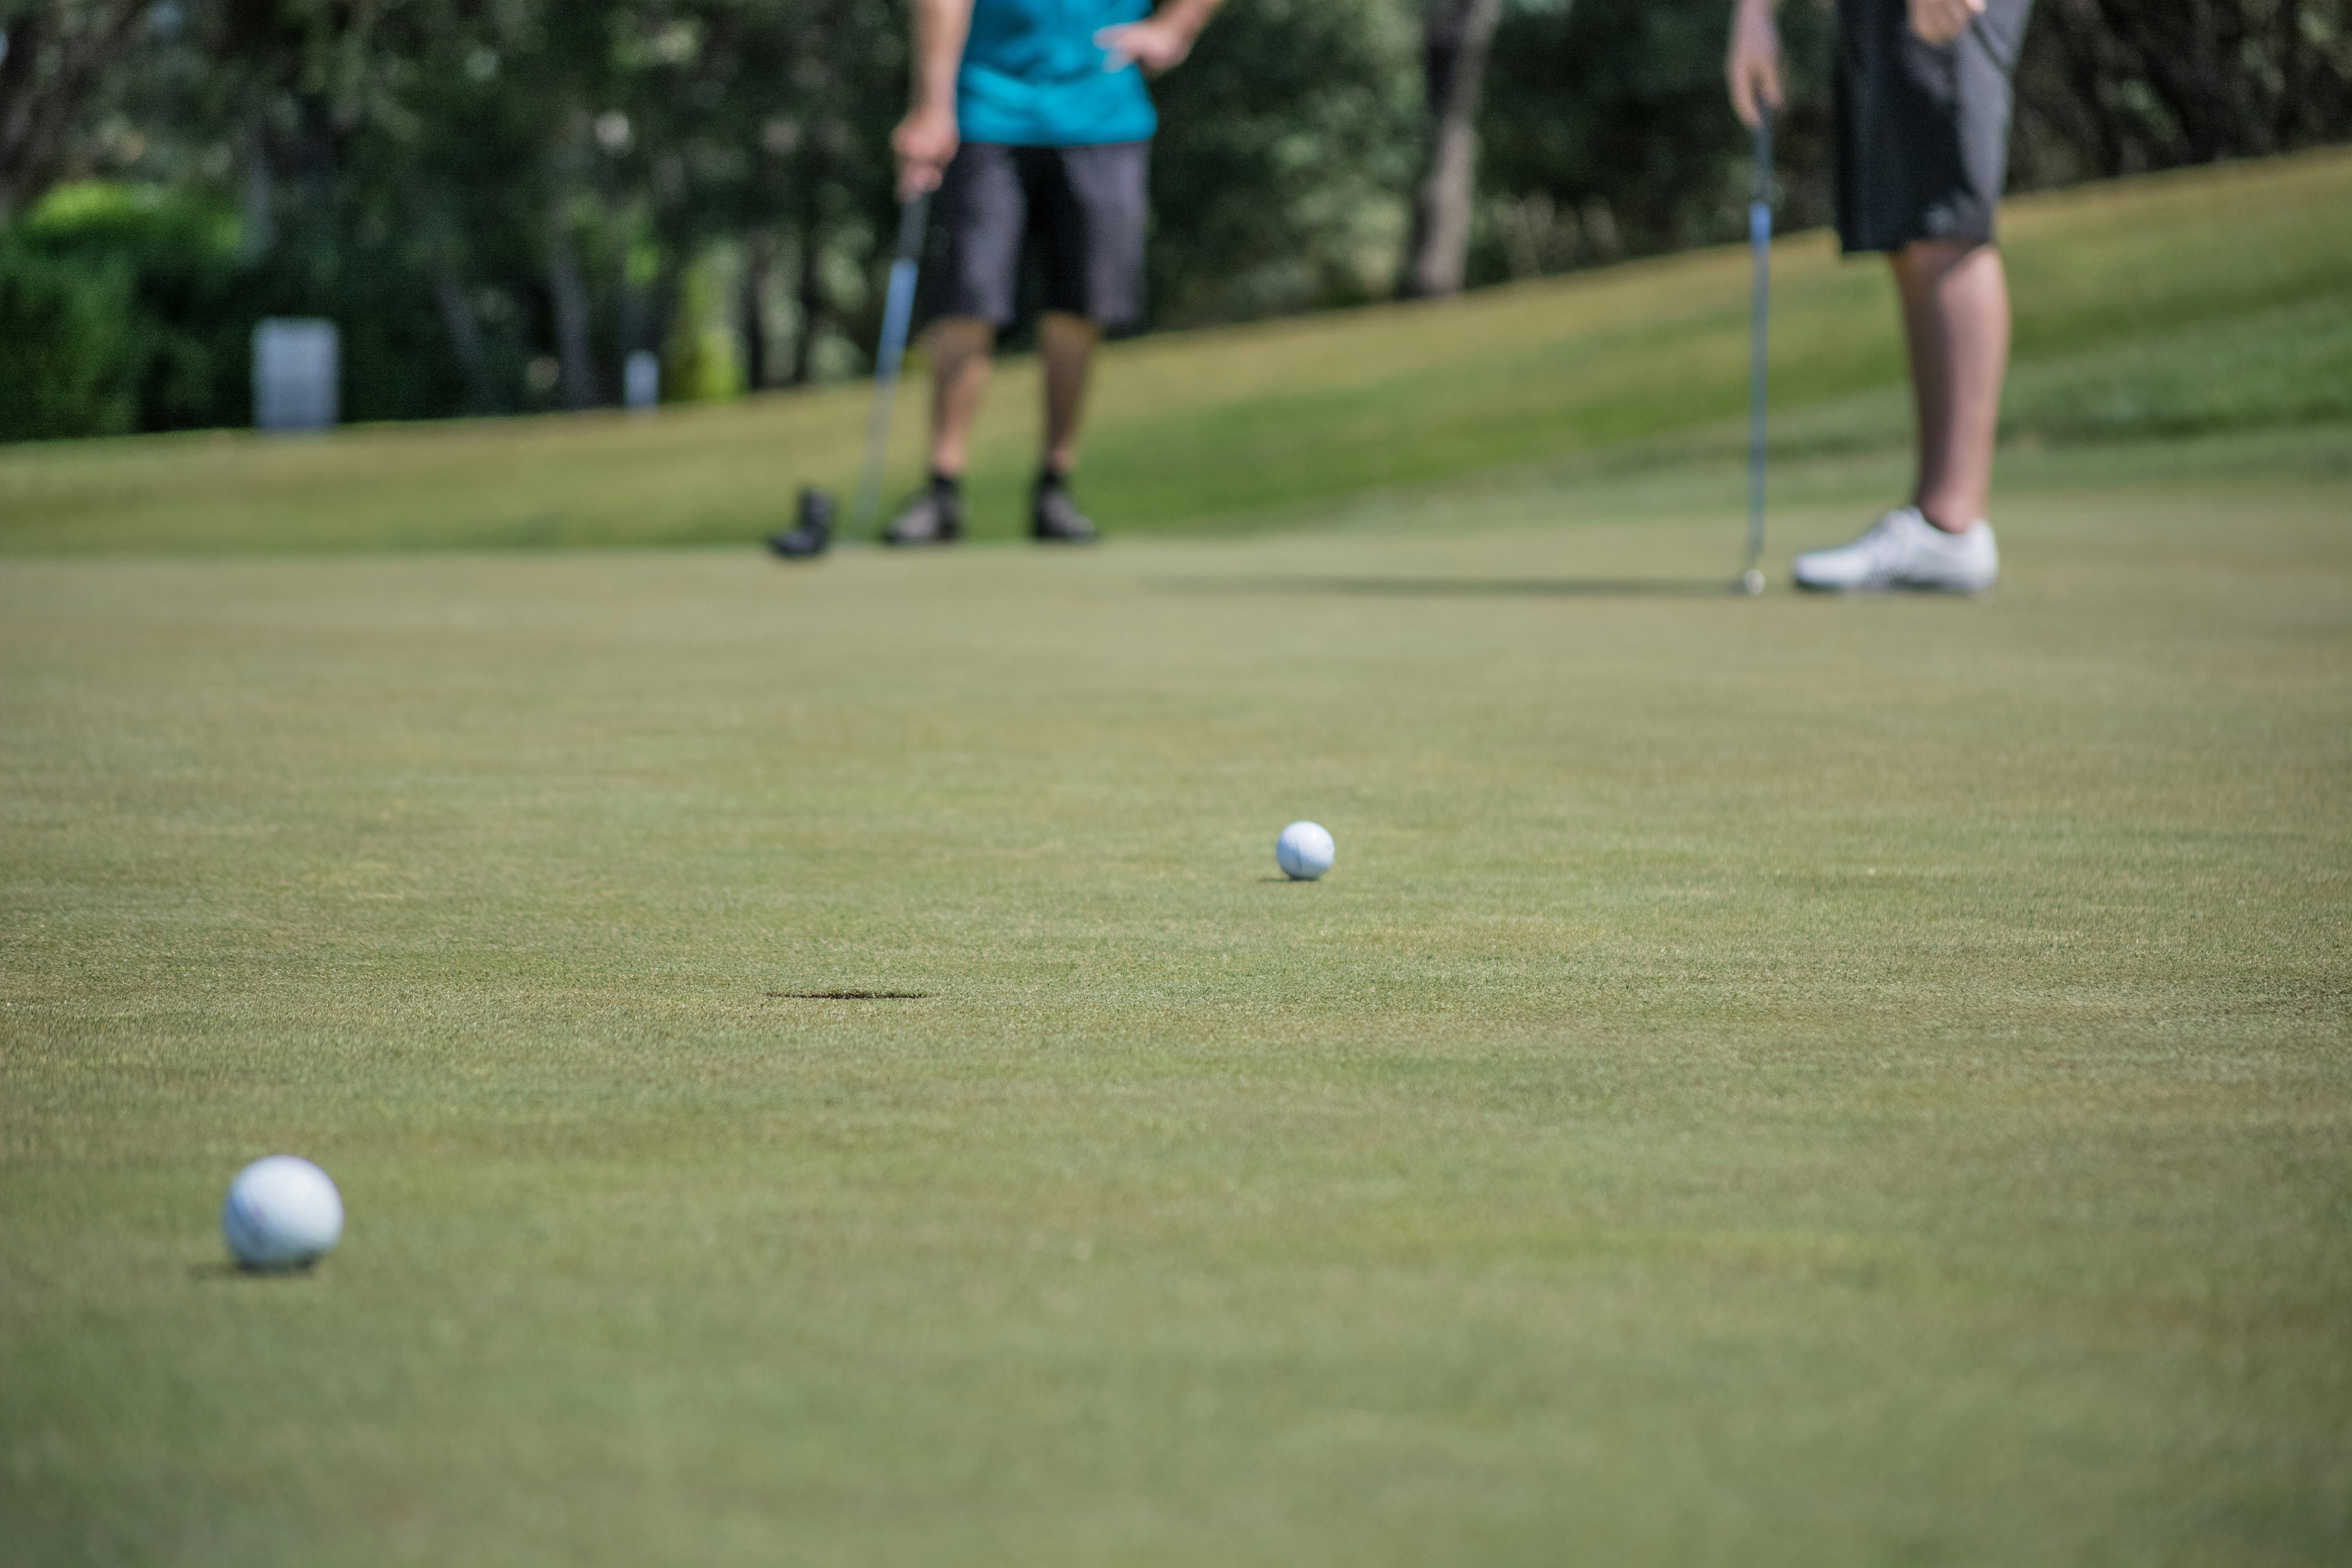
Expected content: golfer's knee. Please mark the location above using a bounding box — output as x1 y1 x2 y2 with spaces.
1894 237 1992 274
1039 311 1102 345
930 317 996 356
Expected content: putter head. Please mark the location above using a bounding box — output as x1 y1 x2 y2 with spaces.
766 487 837 561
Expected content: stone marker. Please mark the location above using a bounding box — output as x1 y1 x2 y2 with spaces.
252 318 340 432
624 350 661 413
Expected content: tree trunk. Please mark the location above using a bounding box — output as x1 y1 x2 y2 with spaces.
432 268 494 412
1400 0 1504 299
241 123 278 259
644 254 684 386
546 190 599 410
2277 0 2306 146
789 184 827 386
2045 3 2126 177
0 3 151 218
742 230 774 391
0 11 50 216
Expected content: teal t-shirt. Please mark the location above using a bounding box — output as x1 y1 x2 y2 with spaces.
958 0 1158 147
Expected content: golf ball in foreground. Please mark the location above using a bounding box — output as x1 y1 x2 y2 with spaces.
1276 820 1336 880
222 1155 343 1271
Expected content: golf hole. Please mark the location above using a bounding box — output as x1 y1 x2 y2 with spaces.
767 991 929 1001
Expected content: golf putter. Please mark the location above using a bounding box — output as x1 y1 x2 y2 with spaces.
1741 107 1773 595
852 192 934 537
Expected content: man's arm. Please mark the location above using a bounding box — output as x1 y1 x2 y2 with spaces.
1907 0 1986 45
1729 0 1985 125
1726 0 1783 128
893 0 974 197
1096 0 1225 78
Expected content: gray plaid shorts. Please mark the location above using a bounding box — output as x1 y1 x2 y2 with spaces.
925 141 1150 331
1835 0 2035 253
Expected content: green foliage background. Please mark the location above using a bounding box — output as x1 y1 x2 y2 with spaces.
0 182 243 439
1 0 2348 440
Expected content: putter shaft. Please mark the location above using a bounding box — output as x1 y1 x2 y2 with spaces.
853 193 934 536
1746 109 1773 581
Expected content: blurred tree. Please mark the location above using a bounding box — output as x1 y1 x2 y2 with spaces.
2013 0 2352 184
1478 0 1837 286
1147 0 1420 324
0 0 155 216
4 0 2347 437
0 180 247 438
1477 0 2352 287
1400 0 1503 298
0 212 140 439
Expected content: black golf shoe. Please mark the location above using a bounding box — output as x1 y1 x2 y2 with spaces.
766 487 836 559
1031 476 1098 544
884 482 964 546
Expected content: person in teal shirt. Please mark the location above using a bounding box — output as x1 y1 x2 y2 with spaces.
884 0 1224 545
957 0 1161 147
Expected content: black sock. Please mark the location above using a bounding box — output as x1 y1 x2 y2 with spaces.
930 470 962 495
1036 466 1069 494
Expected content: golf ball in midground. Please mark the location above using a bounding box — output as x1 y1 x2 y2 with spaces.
222 1155 344 1271
1276 821 1336 880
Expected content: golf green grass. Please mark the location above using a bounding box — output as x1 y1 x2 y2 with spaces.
3 147 2349 554
4 424 2349 1562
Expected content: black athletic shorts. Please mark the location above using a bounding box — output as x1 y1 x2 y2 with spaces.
1835 0 2034 254
925 141 1150 332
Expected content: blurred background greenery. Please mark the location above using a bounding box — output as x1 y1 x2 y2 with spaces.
2 0 2347 443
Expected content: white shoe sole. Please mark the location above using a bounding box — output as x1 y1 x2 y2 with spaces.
1792 573 1996 597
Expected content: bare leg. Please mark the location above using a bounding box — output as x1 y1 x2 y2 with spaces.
1039 311 1102 475
927 317 995 478
1890 240 2011 532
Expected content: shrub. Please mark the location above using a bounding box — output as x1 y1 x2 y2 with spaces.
0 183 251 442
0 238 142 441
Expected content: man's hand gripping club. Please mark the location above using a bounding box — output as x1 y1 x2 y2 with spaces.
891 0 1227 199
1726 0 1987 129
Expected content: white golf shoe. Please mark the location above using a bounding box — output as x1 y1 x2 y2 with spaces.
1791 506 1998 594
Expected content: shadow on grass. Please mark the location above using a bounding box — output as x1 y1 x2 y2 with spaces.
188 1261 318 1281
1150 576 1745 599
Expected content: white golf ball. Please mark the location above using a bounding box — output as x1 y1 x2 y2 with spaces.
1276 820 1336 881
222 1155 344 1271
